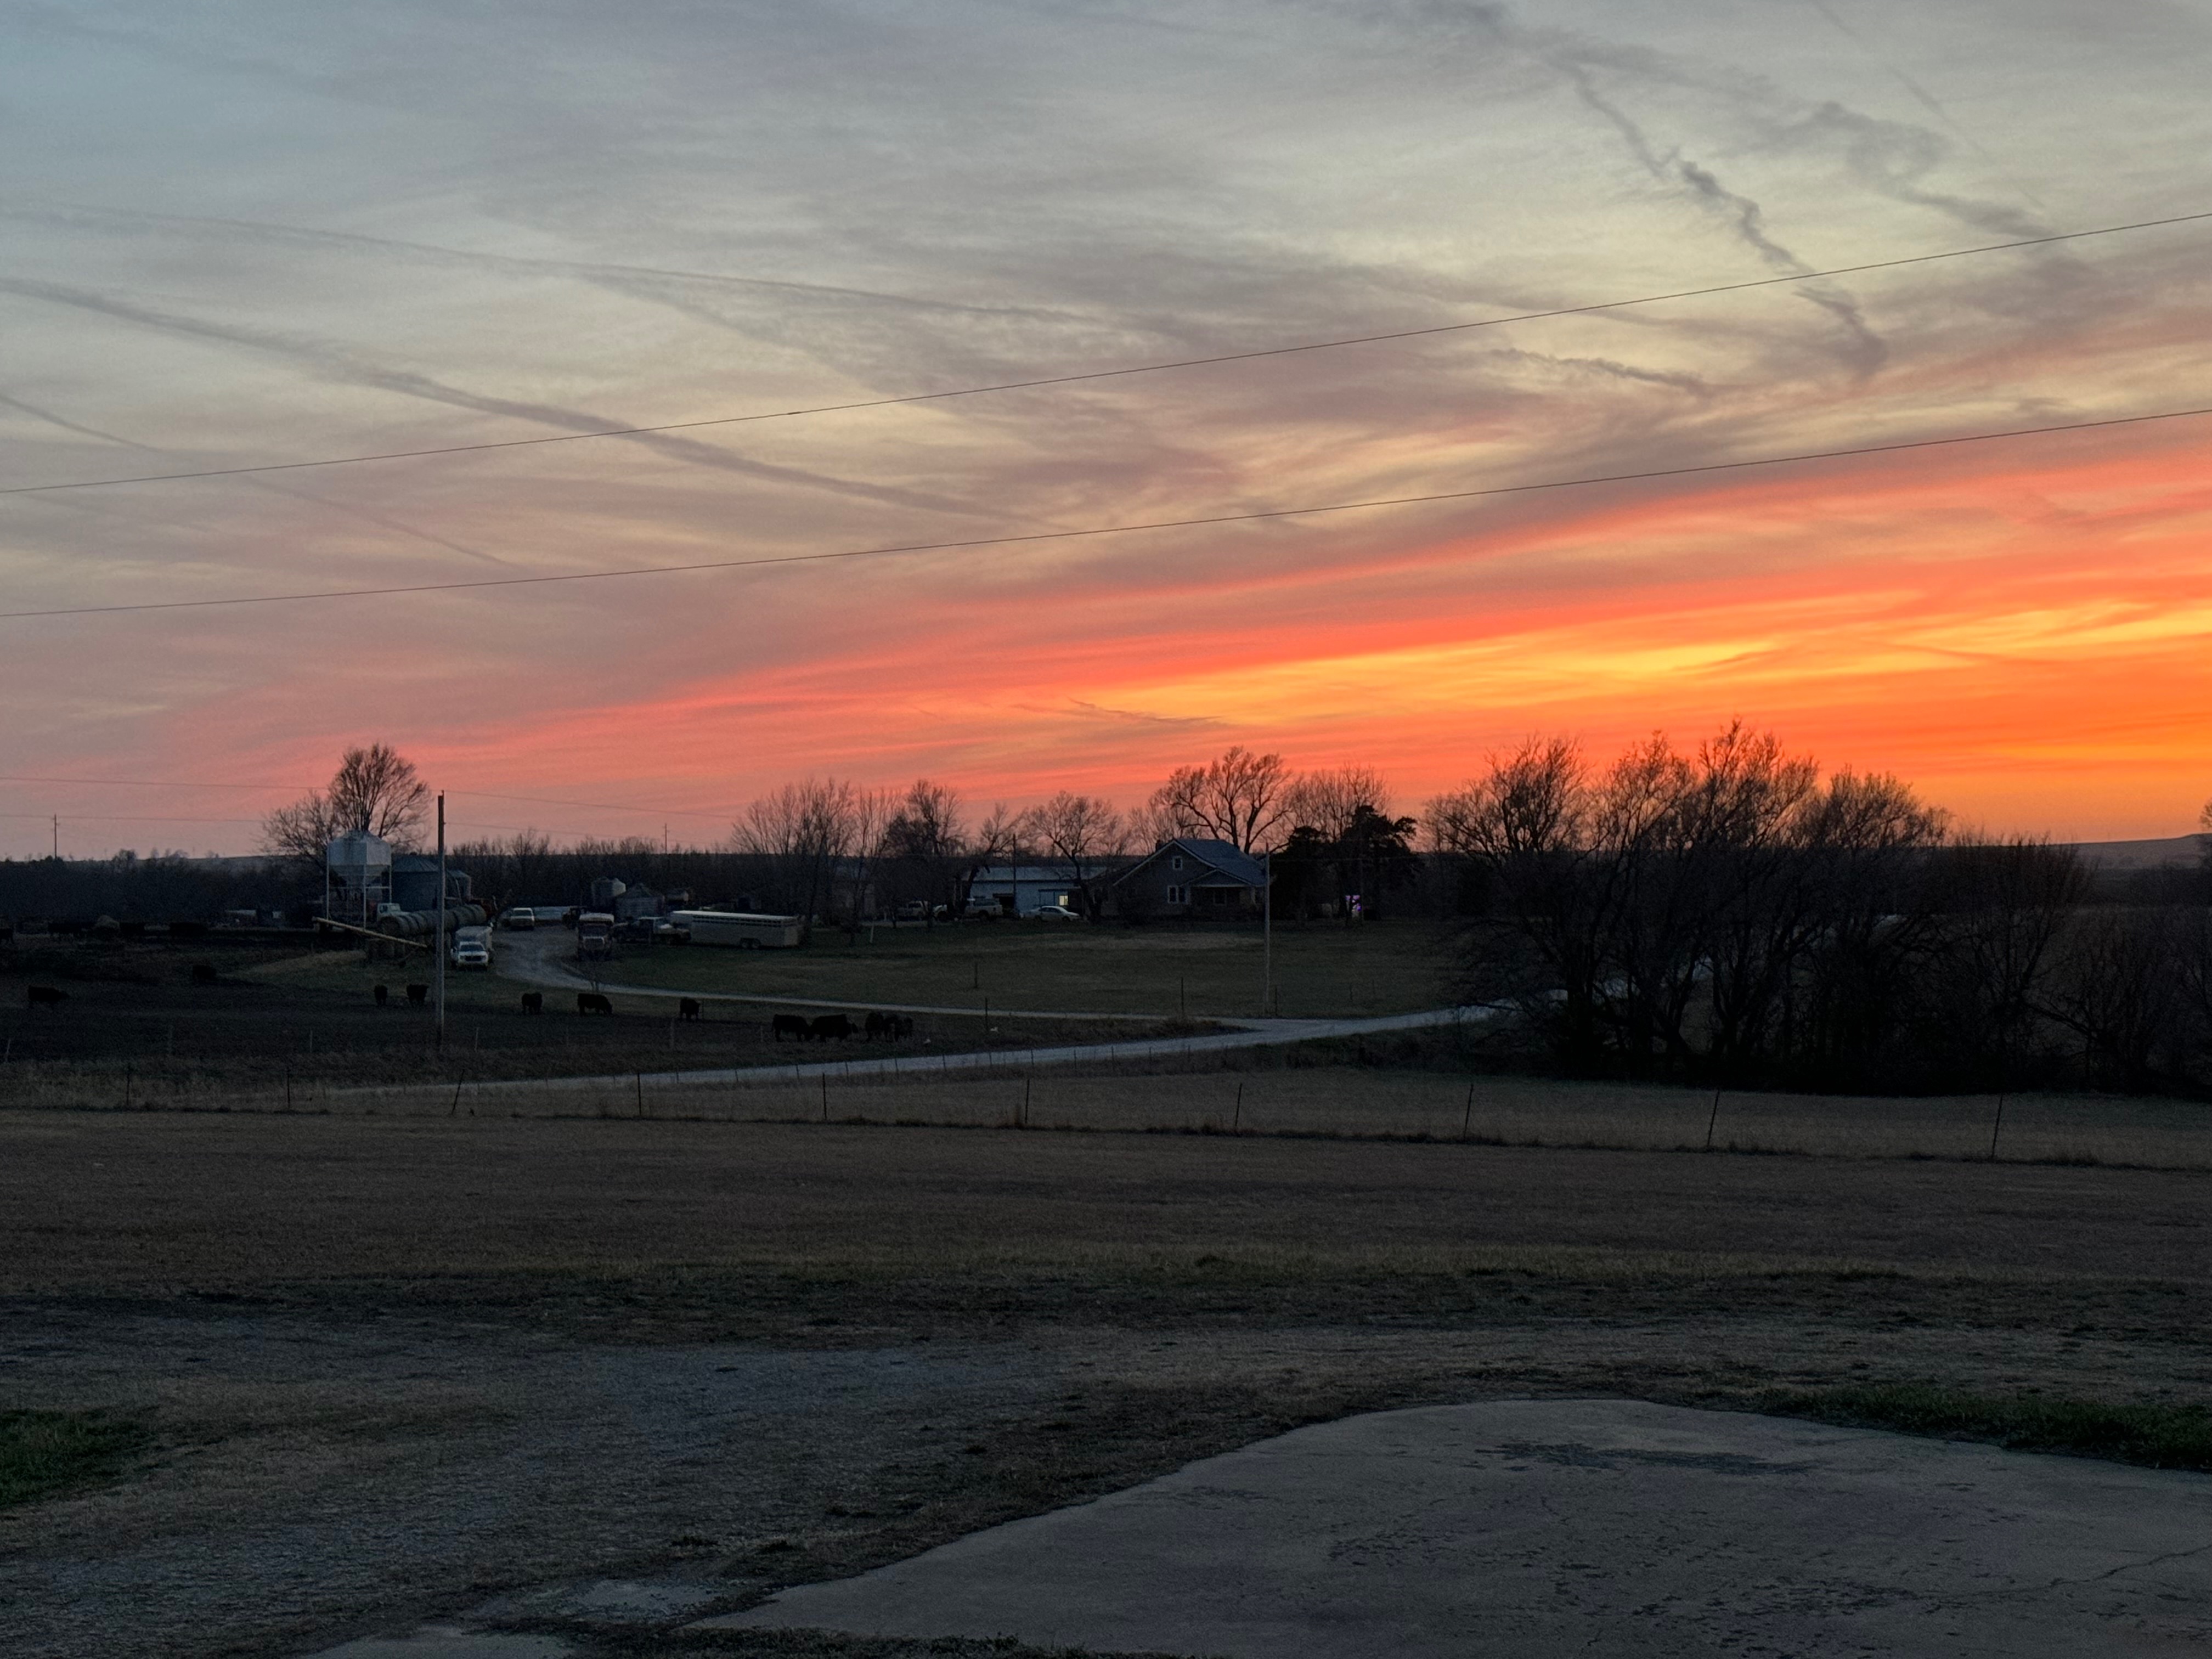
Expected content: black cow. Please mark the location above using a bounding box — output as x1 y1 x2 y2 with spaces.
678 997 702 1022
577 991 614 1015
865 1011 891 1040
373 984 390 1007
189 962 218 986
520 991 543 1014
26 984 67 1010
809 1013 855 1042
890 1014 915 1040
771 1013 810 1042
406 983 429 1006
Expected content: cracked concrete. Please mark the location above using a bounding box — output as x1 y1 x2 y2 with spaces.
709 1398 2211 1657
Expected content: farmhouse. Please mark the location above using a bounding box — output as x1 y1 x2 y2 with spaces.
1110 837 1268 919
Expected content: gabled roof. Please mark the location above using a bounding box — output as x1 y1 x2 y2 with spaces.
1114 836 1267 889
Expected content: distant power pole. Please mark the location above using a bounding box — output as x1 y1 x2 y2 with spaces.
434 792 447 1047
1262 850 1273 1017
52 815 59 860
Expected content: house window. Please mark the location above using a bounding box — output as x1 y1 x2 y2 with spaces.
1166 884 1185 904
1170 855 1183 871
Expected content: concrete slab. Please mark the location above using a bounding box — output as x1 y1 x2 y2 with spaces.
304 1627 571 1659
704 1398 2210 1657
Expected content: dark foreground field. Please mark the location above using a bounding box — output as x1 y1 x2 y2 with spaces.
2 1092 2207 1659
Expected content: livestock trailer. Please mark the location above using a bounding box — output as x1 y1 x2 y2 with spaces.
670 910 804 949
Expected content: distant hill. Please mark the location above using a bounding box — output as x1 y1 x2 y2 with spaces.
2069 835 2207 871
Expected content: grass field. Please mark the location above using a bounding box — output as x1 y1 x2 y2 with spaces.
591 916 1455 1018
8 1075 2209 1658
0 1412 144 1510
58 1058 2202 1172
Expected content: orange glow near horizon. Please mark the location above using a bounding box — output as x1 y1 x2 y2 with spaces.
356 422 2212 846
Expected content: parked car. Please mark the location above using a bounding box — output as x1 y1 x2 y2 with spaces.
1028 904 1081 921
896 899 932 921
500 907 537 930
449 926 493 970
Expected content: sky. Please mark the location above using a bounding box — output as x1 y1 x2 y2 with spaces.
3 0 2210 857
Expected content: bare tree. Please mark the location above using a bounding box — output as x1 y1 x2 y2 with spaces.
1284 766 1390 839
1432 727 1950 1077
840 786 897 934
883 779 967 925
261 743 432 864
732 778 858 927
1020 792 1127 918
1143 747 1293 854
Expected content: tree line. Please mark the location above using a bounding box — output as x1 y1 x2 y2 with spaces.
1425 725 2212 1096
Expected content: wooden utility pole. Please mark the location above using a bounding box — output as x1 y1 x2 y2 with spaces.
433 792 447 1046
1262 851 1273 1017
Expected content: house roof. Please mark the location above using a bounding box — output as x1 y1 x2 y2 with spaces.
1114 836 1267 889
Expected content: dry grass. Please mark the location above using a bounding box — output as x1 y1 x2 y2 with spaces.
6 1102 2208 1299
593 916 1453 1019
1757 1384 2212 1471
9 1096 2209 1659
46 1060 2200 1173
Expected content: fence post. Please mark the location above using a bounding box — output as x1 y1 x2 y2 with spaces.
1232 1080 1243 1133
636 1070 645 1118
1703 1085 1723 1152
1462 1081 1474 1141
123 1062 132 1111
1988 1091 2007 1161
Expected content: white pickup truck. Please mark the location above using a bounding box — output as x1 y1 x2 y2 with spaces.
449 925 493 970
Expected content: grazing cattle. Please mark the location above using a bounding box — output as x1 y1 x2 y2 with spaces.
26 984 67 1009
865 1011 891 1040
520 991 543 1014
406 983 429 1006
189 962 218 986
771 1013 810 1042
577 991 614 1016
890 1014 915 1040
373 984 389 1007
678 997 702 1022
809 1012 855 1042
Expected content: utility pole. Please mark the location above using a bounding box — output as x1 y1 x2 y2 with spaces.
51 815 59 860
1262 850 1273 1017
434 792 447 1047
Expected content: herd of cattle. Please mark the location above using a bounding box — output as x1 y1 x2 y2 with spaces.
22 977 922 1043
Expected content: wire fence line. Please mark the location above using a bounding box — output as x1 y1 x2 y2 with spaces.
5 1049 2207 1171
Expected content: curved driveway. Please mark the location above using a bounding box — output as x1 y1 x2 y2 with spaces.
473 926 1487 1094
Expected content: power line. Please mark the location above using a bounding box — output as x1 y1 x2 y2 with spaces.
9 402 2208 623
0 772 314 791
0 810 266 824
4 208 2207 500
0 774 740 821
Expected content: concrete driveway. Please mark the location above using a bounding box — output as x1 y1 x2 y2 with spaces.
708 1398 2210 1657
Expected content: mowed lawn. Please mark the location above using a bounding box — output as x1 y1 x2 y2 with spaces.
599 917 1456 1018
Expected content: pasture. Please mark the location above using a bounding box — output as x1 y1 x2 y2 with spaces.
4 1081 2208 1659
595 915 1456 1018
0 934 1169 1107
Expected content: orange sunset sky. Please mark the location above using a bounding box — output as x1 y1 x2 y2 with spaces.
3 2 2209 855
